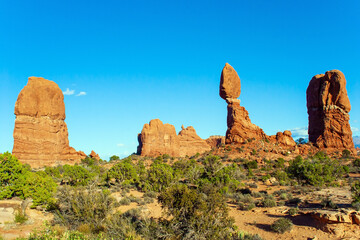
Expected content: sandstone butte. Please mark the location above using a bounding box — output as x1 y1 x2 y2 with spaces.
307 70 355 151
12 77 86 168
219 63 296 147
137 119 211 157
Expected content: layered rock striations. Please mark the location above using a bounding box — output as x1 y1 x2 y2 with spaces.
306 70 354 150
12 77 86 168
137 119 211 157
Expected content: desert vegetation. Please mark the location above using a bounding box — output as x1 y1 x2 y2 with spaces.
1 149 360 239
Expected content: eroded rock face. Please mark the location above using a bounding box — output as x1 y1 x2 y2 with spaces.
307 70 354 150
206 135 225 148
178 125 211 157
226 101 267 143
137 119 211 157
274 131 296 147
90 150 100 160
12 77 86 168
137 119 180 157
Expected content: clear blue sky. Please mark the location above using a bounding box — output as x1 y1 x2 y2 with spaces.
1 0 359 159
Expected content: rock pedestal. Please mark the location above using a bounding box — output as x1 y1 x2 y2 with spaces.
12 77 86 168
306 70 354 150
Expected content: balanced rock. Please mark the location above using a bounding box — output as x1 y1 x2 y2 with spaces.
220 63 241 100
220 64 267 144
12 77 86 168
306 70 354 150
137 119 211 157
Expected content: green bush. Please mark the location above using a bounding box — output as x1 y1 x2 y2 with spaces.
286 155 345 186
14 209 28 224
62 165 94 186
53 185 116 233
351 181 360 203
107 158 139 185
271 218 293 233
246 160 258 169
0 153 56 207
158 184 237 239
146 161 174 192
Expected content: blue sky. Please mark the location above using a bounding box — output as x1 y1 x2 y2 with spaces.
1 0 359 159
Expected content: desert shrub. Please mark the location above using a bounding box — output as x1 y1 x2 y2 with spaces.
286 155 345 186
270 218 293 233
274 158 285 169
14 209 28 224
25 223 90 240
287 208 299 216
321 197 338 209
0 152 30 199
279 193 288 200
109 155 120 161
119 197 131 206
143 191 157 199
22 171 57 207
247 182 258 188
44 166 61 179
286 197 302 206
107 158 139 185
232 231 263 240
261 197 277 208
351 181 360 203
352 202 360 211
105 209 150 239
342 149 351 158
353 159 360 167
245 160 258 169
158 184 237 239
0 153 56 207
146 161 174 192
62 164 94 186
53 185 116 233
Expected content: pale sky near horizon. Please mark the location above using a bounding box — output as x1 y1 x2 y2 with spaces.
1 0 359 159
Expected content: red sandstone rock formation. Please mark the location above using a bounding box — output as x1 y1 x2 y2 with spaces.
137 119 180 157
220 63 241 100
220 63 297 147
206 135 226 148
12 77 86 168
306 70 354 150
178 125 211 156
89 150 101 160
220 64 268 144
270 131 296 147
137 119 210 157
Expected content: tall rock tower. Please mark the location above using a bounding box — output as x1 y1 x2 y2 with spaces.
12 77 86 168
306 70 354 150
219 63 267 143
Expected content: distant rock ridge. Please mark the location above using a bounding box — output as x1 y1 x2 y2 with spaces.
306 70 354 150
219 63 296 147
137 119 211 157
12 77 86 168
